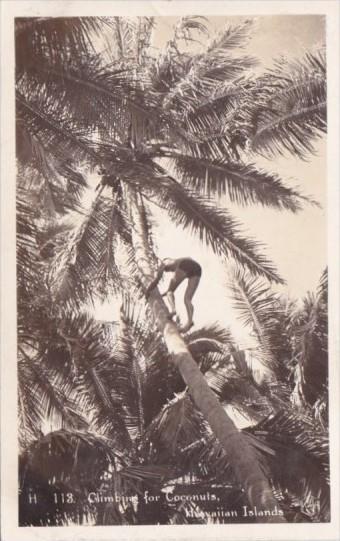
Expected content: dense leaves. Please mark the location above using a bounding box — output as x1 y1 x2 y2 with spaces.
250 50 327 158
15 15 325 286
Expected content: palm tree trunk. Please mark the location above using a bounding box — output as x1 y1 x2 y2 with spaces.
129 190 286 522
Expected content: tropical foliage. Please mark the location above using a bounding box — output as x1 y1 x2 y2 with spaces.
19 271 329 524
16 16 328 525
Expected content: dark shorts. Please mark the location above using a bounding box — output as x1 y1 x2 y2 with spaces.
178 259 202 278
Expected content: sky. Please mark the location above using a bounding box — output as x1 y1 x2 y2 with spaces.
95 15 327 348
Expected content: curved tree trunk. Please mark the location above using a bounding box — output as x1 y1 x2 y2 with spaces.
129 190 286 523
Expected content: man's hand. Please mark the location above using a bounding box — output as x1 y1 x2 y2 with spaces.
145 264 164 298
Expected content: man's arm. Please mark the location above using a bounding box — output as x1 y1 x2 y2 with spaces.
146 263 165 296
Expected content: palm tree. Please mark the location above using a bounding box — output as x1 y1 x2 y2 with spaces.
228 267 328 418
226 268 329 519
19 298 330 524
19 296 251 526
16 16 326 520
18 187 329 523
289 269 328 424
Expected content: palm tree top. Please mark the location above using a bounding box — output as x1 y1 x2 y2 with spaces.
16 16 326 298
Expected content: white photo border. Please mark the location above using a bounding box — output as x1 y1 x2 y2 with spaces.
1 2 339 540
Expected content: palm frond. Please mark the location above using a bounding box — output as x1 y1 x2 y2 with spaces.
163 54 257 115
207 19 254 53
187 323 235 358
227 268 282 370
50 192 127 307
16 17 106 72
113 315 148 441
95 196 132 300
108 17 155 63
248 410 330 520
317 267 327 306
142 338 188 425
173 16 209 43
143 394 205 456
20 428 118 487
160 21 257 116
165 77 257 161
19 426 129 526
134 17 155 62
138 194 158 263
195 80 247 117
184 325 236 375
18 160 87 218
18 364 45 447
53 312 134 449
290 275 328 412
53 161 88 211
184 427 273 489
117 298 191 431
177 79 251 140
17 56 153 142
203 355 274 422
16 185 42 293
168 154 306 210
110 17 136 60
228 268 280 330
16 91 97 164
128 166 284 283
18 348 87 446
250 49 327 158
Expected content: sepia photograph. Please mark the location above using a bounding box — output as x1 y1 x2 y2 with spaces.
1 2 339 540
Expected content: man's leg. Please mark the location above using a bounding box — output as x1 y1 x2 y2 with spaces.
166 290 176 317
164 269 186 319
182 276 200 332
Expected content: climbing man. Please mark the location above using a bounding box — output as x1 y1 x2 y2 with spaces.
146 257 202 332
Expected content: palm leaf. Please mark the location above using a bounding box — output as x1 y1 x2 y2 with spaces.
186 323 235 359
16 17 107 72
19 427 128 526
207 19 254 53
18 362 45 446
54 312 134 450
113 314 148 441
110 17 137 61
118 297 201 433
18 348 87 447
164 54 257 115
317 267 327 306
168 154 306 210
182 426 273 488
250 49 326 158
227 268 282 370
17 55 153 142
248 410 330 520
109 17 154 63
290 274 328 412
204 355 274 422
144 394 205 456
16 91 97 163
173 16 209 43
20 428 119 486
128 166 284 283
16 185 41 291
50 192 127 307
160 20 257 116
